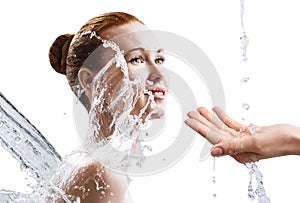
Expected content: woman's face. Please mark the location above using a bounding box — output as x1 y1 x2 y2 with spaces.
124 47 167 119
99 22 168 120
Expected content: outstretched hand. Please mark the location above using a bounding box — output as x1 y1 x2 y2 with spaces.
185 107 298 163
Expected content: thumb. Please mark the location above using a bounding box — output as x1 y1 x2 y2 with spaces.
211 137 254 156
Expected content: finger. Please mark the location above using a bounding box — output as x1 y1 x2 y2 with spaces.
199 107 241 138
210 147 224 156
185 118 221 144
197 107 224 130
187 110 222 134
187 110 212 128
211 146 260 163
212 136 256 156
212 106 246 131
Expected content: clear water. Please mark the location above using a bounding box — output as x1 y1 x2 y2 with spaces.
0 3 272 202
0 92 63 202
0 30 159 202
240 77 250 83
245 162 270 203
240 1 270 202
212 157 217 199
81 33 158 173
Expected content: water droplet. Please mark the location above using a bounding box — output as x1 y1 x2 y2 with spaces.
146 80 154 85
150 101 156 108
212 158 217 199
103 42 109 48
240 34 249 46
248 123 257 134
242 103 250 110
142 145 152 152
240 77 249 83
115 61 121 67
14 136 21 143
240 33 249 62
212 176 216 184
248 182 255 201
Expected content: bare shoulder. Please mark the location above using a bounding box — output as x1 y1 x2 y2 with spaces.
49 150 131 203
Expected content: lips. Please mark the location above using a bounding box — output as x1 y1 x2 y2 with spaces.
147 87 167 100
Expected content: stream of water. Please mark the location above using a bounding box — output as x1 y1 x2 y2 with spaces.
0 92 62 202
240 1 270 202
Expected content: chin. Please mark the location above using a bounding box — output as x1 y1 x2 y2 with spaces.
149 106 165 120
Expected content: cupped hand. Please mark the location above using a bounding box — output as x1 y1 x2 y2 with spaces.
185 107 293 163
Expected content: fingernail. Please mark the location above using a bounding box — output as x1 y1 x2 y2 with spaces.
212 147 224 156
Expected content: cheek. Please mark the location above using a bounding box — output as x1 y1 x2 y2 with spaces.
127 65 148 81
134 91 149 110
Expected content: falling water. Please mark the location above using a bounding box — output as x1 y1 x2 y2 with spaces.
212 157 217 199
240 0 249 62
0 92 63 202
239 0 270 202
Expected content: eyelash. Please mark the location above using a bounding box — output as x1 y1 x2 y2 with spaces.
129 56 144 64
128 56 165 65
155 56 165 64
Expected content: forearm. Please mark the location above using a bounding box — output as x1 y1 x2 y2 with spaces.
285 124 300 156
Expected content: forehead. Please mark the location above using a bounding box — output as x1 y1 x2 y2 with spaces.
103 22 162 53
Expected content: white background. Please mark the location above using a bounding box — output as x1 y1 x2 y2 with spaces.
1 0 300 202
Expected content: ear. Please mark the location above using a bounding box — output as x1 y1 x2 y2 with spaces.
78 68 95 100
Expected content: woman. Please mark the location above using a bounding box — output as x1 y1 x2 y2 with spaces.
48 12 167 202
185 106 300 163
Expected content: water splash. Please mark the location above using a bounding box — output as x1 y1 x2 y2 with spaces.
0 93 64 202
49 150 115 202
0 28 164 202
0 190 31 203
77 30 162 173
242 126 270 203
0 93 62 180
0 30 155 202
245 162 270 203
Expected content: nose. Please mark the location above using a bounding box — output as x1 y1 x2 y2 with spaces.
147 64 164 85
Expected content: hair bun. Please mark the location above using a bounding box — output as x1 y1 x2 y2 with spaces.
49 34 74 75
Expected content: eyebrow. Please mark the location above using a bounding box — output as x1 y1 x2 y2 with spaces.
124 47 164 55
